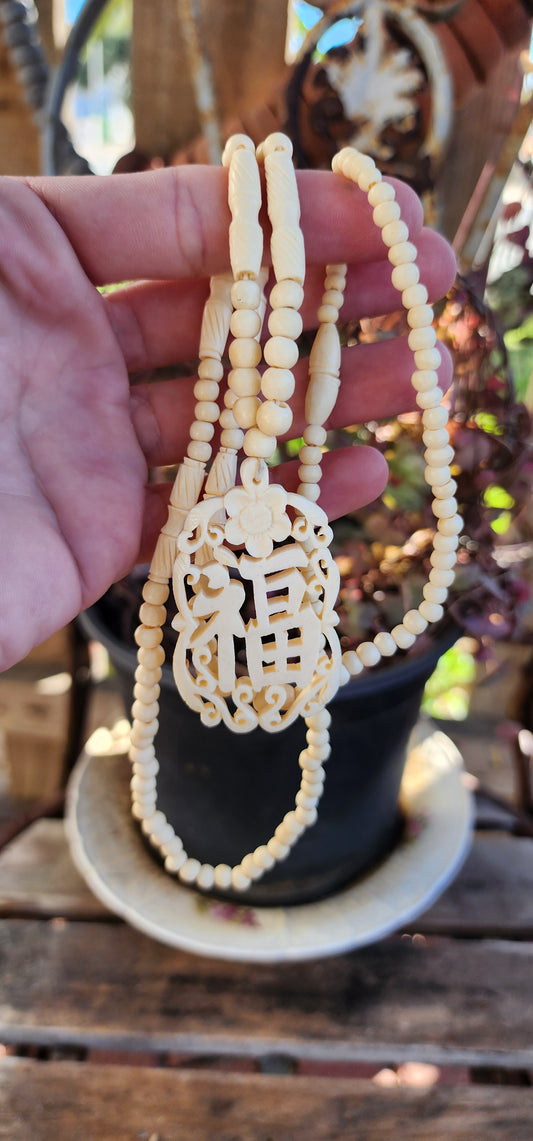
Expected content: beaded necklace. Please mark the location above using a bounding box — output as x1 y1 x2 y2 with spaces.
129 133 461 893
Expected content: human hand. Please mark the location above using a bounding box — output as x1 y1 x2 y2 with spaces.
0 165 455 669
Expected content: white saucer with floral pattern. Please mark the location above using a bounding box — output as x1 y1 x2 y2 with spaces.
66 721 472 963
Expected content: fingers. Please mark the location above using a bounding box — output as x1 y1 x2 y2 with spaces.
24 166 425 286
106 228 456 372
130 337 453 468
138 445 389 563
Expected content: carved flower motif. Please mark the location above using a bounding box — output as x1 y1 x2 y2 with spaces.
224 459 291 558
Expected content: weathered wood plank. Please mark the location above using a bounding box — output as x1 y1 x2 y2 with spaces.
0 821 108 920
1 1059 533 1141
1 920 533 1066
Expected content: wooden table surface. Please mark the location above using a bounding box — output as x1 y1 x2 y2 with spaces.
1 673 532 1138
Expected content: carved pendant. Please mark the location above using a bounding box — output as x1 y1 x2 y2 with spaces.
172 458 341 733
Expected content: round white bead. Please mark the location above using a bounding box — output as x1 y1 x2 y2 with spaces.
423 427 449 449
131 699 159 723
269 279 304 310
306 728 329 747
424 444 454 466
418 600 444 623
317 303 339 324
425 465 451 487
230 308 261 339
194 400 219 422
231 866 252 891
408 326 436 351
258 131 293 158
256 400 293 437
324 273 346 292
252 845 276 870
373 631 397 657
240 853 264 881
261 367 295 401
294 804 318 826
267 837 291 861
429 567 456 587
198 358 224 381
403 609 428 635
165 851 187 873
268 307 303 339
402 284 428 309
299 444 322 465
228 367 261 397
356 641 382 668
407 304 434 329
381 219 409 247
296 790 320 810
417 389 443 410
194 379 220 402
196 864 215 891
220 428 244 450
412 369 439 392
264 336 299 369
391 262 419 290
304 425 327 446
243 428 277 458
434 532 459 552
219 408 238 430
438 515 463 537
415 347 441 370
298 464 322 483
388 241 417 266
214 863 233 889
224 389 238 409
306 740 331 760
423 583 448 604
308 710 331 733
179 857 202 884
367 180 395 206
358 166 381 192
391 625 416 649
161 835 184 860
231 279 261 310
373 200 400 228
433 479 457 500
233 396 261 429
422 406 448 430
430 549 456 570
432 496 458 520
229 338 262 369
299 483 320 501
342 650 363 676
190 420 215 442
298 752 324 772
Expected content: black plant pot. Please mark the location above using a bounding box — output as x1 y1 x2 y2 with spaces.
79 598 456 907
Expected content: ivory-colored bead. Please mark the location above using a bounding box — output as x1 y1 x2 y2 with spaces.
233 396 261 429
429 567 455 587
240 853 264 881
434 532 459 552
164 851 187 873
432 479 456 500
264 336 299 370
407 304 434 329
134 625 163 649
282 811 305 838
252 845 276 870
261 367 295 401
302 777 324 798
218 409 237 430
214 863 233 889
430 549 456 570
295 804 318 826
307 709 331 731
256 399 293 437
324 273 346 292
133 682 160 704
139 602 166 628
221 428 244 450
381 219 409 247
418 600 444 623
130 773 156 795
388 241 417 266
149 816 174 845
194 400 219 423
187 440 212 462
307 728 329 748
268 307 303 339
365 181 393 207
358 166 381 192
425 464 451 487
391 262 419 290
296 789 320 810
228 367 261 397
402 283 428 309
408 326 436 351
422 405 448 429
373 631 397 657
130 743 155 764
412 369 439 392
224 389 238 409
231 866 252 891
194 864 215 891
298 753 324 773
267 837 291 861
403 609 428 635
258 130 293 159
130 721 155 743
141 810 166 837
131 699 159 723
391 625 416 649
197 357 224 382
423 427 449 449
317 304 340 324
373 200 400 228
416 389 443 410
322 288 344 310
269 279 304 310
132 758 159 779
299 444 322 465
179 857 202 884
304 425 327 446
423 583 448 604
143 581 169 605
223 132 255 163
298 463 322 483
138 646 165 668
415 347 441 370
432 497 457 520
438 514 463 536
131 801 152 821
356 641 381 668
230 308 261 339
190 421 214 443
342 649 363 676
160 835 184 859
231 279 261 310
306 740 331 760
228 338 262 369
135 665 162 688
299 483 321 501
342 150 374 179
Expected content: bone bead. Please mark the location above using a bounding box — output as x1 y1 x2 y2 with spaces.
264 336 299 370
164 850 187 873
425 444 454 466
431 549 456 570
230 308 262 339
299 444 322 465
261 367 295 401
419 600 444 623
356 641 382 668
373 200 401 228
306 728 329 748
358 166 382 192
264 152 305 283
298 753 324 773
131 720 156 743
299 483 320 501
391 624 416 649
403 609 428 635
231 278 261 310
403 283 428 309
160 835 184 859
130 743 155 764
219 408 238 430
391 262 419 290
415 347 441 370
134 625 163 649
296 789 320 810
252 844 276 870
138 646 165 668
269 279 304 310
408 326 437 351
381 219 409 247
190 421 215 443
134 663 162 687
221 428 244 450
267 837 291 861
243 427 277 458
412 369 439 392
373 631 397 657
434 532 459 552
187 440 212 462
268 307 303 339
298 464 322 485
324 273 346 292
407 304 434 329
198 357 224 382
240 853 264 881
302 777 324 798
423 583 448 604
317 304 340 324
422 406 448 429
131 699 159 724
416 388 443 410
388 241 417 266
429 567 456 587
231 866 252 891
438 514 463 536
224 389 238 409
256 400 293 437
433 479 457 500
213 863 232 889
425 464 451 487
307 709 331 731
367 180 395 205
304 425 327 446
423 426 449 449
295 804 318 826
281 810 305 839
132 758 159 780
133 682 160 704
233 396 260 429
342 649 363 676
179 857 202 884
194 400 219 424
228 337 262 369
142 581 169 605
228 367 261 396
194 379 219 402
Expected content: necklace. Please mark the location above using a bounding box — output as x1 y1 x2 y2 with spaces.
129 133 461 893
